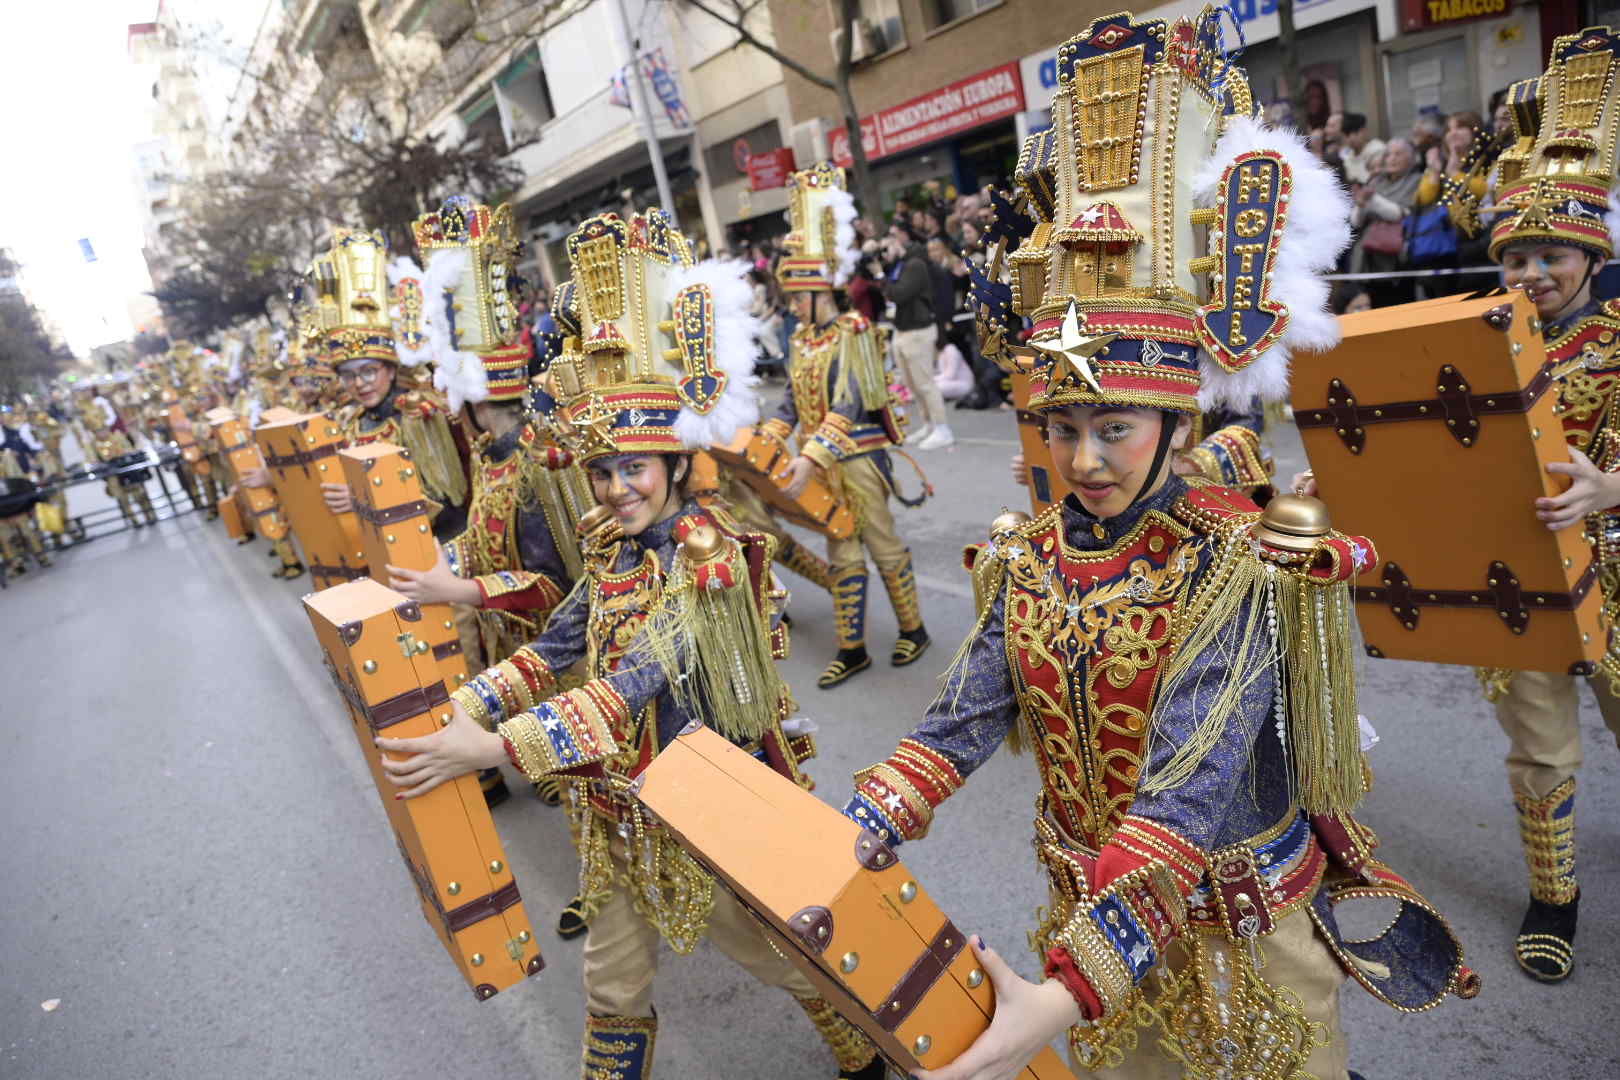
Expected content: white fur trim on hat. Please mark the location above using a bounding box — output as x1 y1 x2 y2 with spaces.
667 259 763 449
420 248 486 412
828 186 859 288
1190 114 1352 411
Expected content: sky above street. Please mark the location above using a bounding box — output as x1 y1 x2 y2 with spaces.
2 0 260 355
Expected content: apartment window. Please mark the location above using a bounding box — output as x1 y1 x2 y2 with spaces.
402 0 476 51
460 92 506 150
926 0 1000 31
495 48 555 144
830 0 904 63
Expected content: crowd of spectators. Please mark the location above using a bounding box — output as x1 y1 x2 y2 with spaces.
1301 89 1512 306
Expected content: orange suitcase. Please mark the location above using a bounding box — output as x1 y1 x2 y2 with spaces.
209 408 289 541
255 411 368 589
218 486 250 540
1292 290 1603 672
305 577 543 999
634 725 1076 1079
168 402 210 475
707 427 856 540
340 441 469 695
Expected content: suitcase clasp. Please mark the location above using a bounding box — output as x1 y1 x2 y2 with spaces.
396 632 429 658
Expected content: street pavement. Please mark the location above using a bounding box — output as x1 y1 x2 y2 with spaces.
3 402 1618 1080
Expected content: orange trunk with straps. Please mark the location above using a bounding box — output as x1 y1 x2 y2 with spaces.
255 411 367 589
208 408 288 541
304 577 543 999
340 441 469 697
635 725 1076 1080
1292 290 1603 672
707 426 856 539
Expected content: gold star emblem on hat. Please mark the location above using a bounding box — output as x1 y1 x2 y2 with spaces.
564 393 619 457
1032 301 1117 396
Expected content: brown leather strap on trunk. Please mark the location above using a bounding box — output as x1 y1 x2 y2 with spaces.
1295 354 1562 454
355 498 431 527
264 442 339 471
875 920 966 1033
1358 558 1598 633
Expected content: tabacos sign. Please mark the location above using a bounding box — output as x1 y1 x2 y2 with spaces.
830 62 1023 166
1401 0 1509 30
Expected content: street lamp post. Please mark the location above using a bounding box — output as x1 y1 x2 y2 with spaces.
609 0 678 228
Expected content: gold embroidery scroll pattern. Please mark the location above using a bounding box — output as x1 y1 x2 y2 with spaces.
585 550 660 678
791 342 832 434
1005 580 1100 840
1557 368 1618 429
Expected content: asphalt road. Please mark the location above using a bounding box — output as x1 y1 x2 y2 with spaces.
3 403 1617 1080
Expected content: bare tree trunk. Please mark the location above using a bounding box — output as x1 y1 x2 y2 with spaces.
1277 0 1306 132
834 0 880 216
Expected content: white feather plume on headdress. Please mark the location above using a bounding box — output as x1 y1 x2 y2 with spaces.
667 259 763 449
225 337 245 381
1190 114 1352 411
420 248 487 412
827 186 860 288
386 256 434 370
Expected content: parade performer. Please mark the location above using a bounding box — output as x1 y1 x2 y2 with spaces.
386 197 590 669
373 209 884 1080
314 229 471 540
26 401 68 544
384 197 590 815
770 162 932 688
1453 25 1620 983
89 418 158 529
0 407 51 573
842 12 1474 1078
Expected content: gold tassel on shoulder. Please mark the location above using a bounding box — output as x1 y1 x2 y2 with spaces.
1146 499 1365 816
399 405 468 508
836 318 890 413
639 525 783 744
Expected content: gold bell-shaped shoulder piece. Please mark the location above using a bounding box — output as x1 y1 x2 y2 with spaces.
680 523 726 566
1251 493 1333 555
989 508 1033 540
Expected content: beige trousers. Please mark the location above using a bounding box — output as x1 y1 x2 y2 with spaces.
826 454 909 578
582 853 815 1017
1494 669 1620 799
891 326 946 429
1086 906 1349 1080
717 471 795 550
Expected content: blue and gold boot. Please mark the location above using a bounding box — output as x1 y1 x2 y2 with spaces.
1514 777 1579 981
582 1013 657 1079
877 551 929 667
819 570 871 688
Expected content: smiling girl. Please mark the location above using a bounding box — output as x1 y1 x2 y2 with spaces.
367 210 884 1080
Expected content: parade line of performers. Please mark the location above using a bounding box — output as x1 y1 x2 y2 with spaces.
26 11 1620 1079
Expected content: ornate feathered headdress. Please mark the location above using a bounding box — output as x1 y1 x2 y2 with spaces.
547 209 762 462
311 229 397 368
990 8 1348 415
409 195 529 412
777 162 859 292
1487 25 1620 262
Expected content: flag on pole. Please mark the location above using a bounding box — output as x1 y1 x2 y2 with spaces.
606 48 689 128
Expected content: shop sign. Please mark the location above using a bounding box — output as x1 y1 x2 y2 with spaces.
1400 0 1508 31
829 61 1023 167
746 147 797 191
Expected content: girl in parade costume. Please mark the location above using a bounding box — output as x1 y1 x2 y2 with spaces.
372 209 885 1080
842 12 1475 1079
311 229 472 543
384 197 592 817
1432 26 1620 983
769 162 933 689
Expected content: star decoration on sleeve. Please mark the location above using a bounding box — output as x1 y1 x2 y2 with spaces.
1032 300 1117 396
